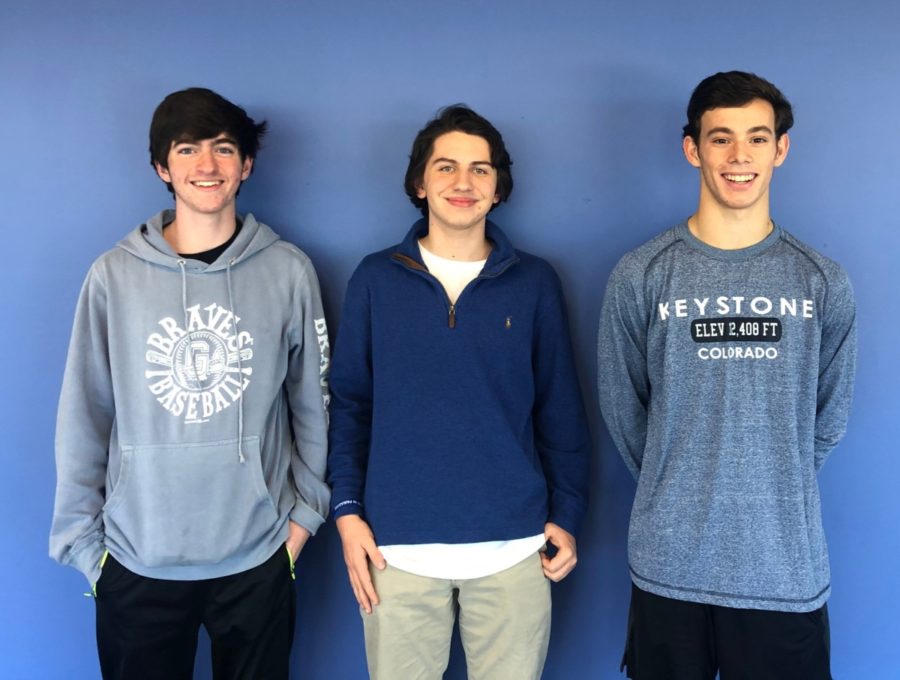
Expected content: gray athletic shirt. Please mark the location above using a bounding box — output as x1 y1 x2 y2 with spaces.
598 222 856 612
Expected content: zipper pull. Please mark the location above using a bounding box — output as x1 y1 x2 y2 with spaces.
448 304 456 329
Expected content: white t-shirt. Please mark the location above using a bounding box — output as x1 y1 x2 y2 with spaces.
377 242 545 580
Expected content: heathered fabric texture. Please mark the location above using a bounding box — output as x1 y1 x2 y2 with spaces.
598 222 856 612
328 219 591 545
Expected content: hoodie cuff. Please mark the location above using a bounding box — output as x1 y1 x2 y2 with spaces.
289 503 327 536
66 536 106 588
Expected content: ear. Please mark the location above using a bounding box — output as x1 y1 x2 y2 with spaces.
416 182 426 199
683 136 701 168
773 133 790 168
241 156 253 180
155 162 171 183
492 193 500 204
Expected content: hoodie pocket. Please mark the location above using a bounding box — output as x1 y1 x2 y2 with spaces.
104 436 277 568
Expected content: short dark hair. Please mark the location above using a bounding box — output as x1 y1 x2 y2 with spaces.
149 87 268 194
683 71 793 143
404 105 513 216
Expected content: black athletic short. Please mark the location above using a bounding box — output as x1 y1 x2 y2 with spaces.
621 583 831 680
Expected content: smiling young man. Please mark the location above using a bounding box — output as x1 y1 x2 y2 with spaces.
50 88 331 679
598 72 857 679
328 105 591 680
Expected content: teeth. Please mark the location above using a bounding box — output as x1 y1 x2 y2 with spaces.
193 181 221 187
724 174 754 183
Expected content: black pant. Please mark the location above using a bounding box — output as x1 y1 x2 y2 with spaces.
622 583 831 680
95 547 295 680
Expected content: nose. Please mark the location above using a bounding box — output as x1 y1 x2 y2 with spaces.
196 147 217 173
452 171 472 191
730 140 752 163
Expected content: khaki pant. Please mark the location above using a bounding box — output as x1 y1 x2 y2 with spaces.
362 552 551 680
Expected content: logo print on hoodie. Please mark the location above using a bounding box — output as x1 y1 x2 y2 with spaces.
145 303 254 424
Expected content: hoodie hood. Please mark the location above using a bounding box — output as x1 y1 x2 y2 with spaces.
117 209 280 271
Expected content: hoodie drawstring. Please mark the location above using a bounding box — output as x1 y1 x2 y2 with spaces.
227 258 246 464
177 259 189 338
178 257 245 464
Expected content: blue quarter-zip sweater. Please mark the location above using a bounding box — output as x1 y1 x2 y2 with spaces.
328 219 591 545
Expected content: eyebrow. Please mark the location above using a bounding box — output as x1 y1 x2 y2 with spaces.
173 135 238 146
430 157 493 167
705 125 774 137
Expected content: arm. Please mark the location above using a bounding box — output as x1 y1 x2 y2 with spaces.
327 264 384 610
813 271 857 470
597 259 650 481
327 265 373 522
531 266 591 579
284 257 332 551
49 266 114 586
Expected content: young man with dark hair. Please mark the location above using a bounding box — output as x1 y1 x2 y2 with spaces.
50 87 331 679
328 105 591 680
598 71 856 679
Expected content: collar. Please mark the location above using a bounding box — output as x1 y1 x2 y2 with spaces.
393 218 519 277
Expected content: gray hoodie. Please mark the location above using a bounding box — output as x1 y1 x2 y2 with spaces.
598 222 856 612
50 210 331 585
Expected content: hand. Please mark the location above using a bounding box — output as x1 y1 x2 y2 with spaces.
336 515 386 614
286 520 311 562
541 522 577 582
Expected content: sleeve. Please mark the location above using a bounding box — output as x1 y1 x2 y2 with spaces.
813 270 857 470
531 266 592 536
326 264 373 520
596 259 650 481
285 258 333 534
49 265 114 586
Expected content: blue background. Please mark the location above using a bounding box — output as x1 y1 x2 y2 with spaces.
2 1 898 677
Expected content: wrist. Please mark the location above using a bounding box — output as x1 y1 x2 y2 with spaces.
332 498 364 520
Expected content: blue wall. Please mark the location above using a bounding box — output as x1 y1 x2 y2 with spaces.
2 1 898 677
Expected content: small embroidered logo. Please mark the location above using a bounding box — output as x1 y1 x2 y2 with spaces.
505 316 512 329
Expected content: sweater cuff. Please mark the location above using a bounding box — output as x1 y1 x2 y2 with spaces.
331 499 364 520
548 499 587 538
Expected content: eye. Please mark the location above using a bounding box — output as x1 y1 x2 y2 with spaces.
473 167 489 175
175 146 196 155
438 165 455 173
216 145 237 155
750 136 769 144
711 138 729 145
